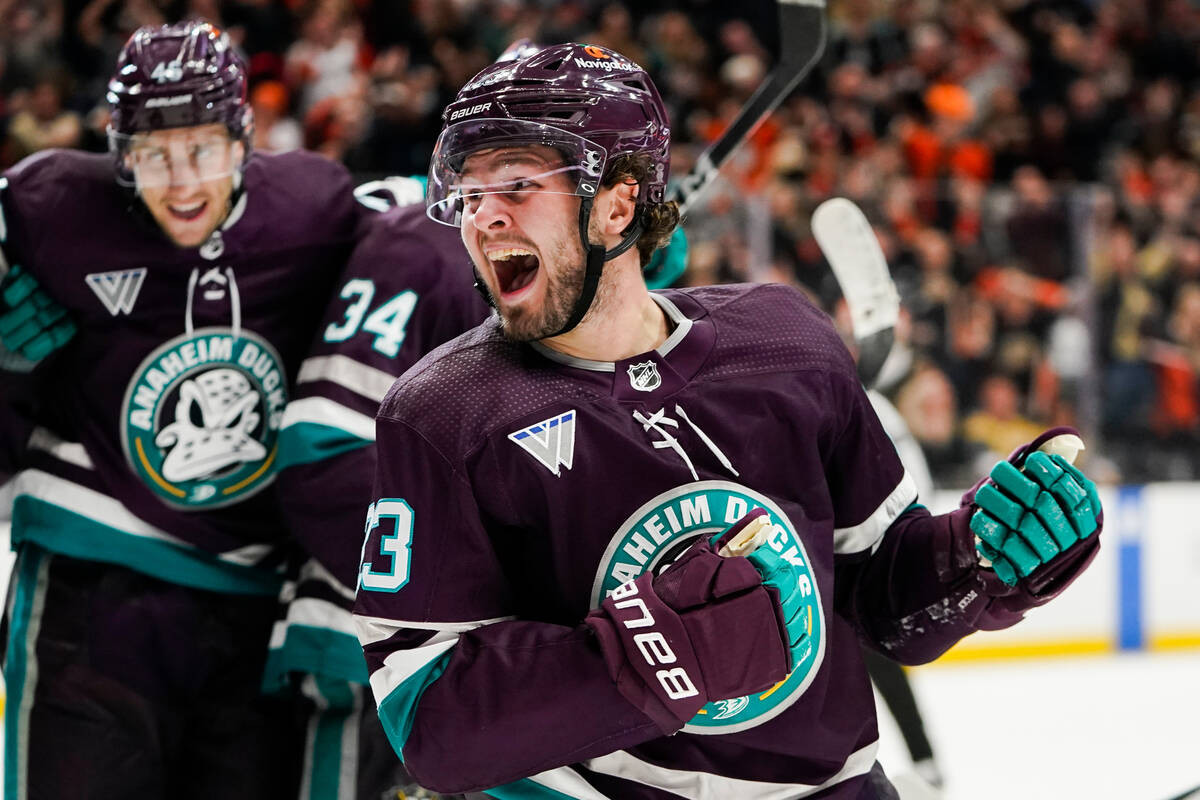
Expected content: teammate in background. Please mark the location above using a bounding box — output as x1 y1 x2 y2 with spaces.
352 43 1104 798
269 182 489 798
0 21 363 798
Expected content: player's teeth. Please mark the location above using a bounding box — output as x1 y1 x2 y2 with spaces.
489 248 533 261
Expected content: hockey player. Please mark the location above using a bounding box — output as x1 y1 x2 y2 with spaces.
351 43 1104 797
355 44 1103 798
0 21 364 799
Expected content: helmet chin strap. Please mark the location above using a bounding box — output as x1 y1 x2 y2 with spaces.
546 196 642 338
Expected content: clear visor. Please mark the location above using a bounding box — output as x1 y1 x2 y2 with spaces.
426 119 607 226
109 126 240 189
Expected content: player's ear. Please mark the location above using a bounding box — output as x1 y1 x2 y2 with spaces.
599 178 638 237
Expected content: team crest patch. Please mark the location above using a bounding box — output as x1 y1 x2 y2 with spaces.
86 269 147 316
591 480 826 735
508 410 576 476
627 360 661 392
120 327 287 509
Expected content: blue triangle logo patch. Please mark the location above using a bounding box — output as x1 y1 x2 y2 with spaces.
508 410 576 476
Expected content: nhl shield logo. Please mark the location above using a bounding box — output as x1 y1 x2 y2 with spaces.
120 327 287 509
627 360 661 392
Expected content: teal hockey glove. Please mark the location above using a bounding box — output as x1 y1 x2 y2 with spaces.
711 509 809 673
970 441 1102 587
644 226 688 289
0 264 76 372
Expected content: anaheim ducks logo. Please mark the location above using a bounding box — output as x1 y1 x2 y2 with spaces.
120 327 287 509
591 480 825 735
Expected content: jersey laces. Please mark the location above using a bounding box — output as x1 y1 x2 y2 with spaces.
633 404 739 481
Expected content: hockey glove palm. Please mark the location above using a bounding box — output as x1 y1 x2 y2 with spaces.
586 535 790 734
971 450 1101 586
0 264 76 372
710 508 809 674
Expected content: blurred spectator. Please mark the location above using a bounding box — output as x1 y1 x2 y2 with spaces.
962 373 1045 469
1005 165 1071 281
4 69 82 162
251 79 302 153
892 360 967 486
284 0 367 116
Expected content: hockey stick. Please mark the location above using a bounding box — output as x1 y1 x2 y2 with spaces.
811 197 900 388
669 0 828 219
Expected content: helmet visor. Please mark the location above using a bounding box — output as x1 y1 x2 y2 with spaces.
426 119 608 226
109 125 240 188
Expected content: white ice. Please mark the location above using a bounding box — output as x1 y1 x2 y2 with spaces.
876 651 1200 800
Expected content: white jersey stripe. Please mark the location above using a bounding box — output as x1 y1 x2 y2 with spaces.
366 631 459 707
352 613 514 642
10 470 270 568
583 739 879 799
281 396 377 442
833 470 918 555
297 354 397 404
13 469 187 546
517 768 612 800
284 597 358 636
26 427 94 470
298 556 357 600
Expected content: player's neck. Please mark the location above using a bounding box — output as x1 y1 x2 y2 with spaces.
541 266 669 362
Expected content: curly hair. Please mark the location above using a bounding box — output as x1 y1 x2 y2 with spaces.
601 153 680 268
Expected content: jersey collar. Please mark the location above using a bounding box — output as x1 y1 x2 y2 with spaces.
530 290 716 401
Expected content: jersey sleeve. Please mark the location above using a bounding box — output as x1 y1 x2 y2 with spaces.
2 159 40 271
352 415 660 794
823 370 919 558
819 370 975 661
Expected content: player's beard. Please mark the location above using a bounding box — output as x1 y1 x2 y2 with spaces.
493 221 613 342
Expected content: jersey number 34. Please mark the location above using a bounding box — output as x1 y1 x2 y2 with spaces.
325 278 418 358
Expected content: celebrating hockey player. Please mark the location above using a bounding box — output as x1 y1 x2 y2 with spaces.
0 21 364 798
351 42 1105 799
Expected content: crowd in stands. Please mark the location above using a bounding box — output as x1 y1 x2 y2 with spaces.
3 0 1199 485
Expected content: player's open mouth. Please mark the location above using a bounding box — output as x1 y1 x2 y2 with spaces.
167 201 208 221
488 247 540 297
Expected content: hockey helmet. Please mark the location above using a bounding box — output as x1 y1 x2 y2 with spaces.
107 21 252 186
426 42 670 226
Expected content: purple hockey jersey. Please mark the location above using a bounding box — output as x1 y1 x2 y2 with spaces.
356 281 1050 798
267 202 489 684
0 148 363 594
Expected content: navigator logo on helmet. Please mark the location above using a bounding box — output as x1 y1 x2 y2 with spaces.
107 21 253 187
426 42 672 337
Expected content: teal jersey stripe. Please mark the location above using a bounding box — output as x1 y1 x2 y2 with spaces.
12 497 282 596
306 677 359 800
5 545 47 800
277 420 371 470
262 624 370 693
376 650 452 757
